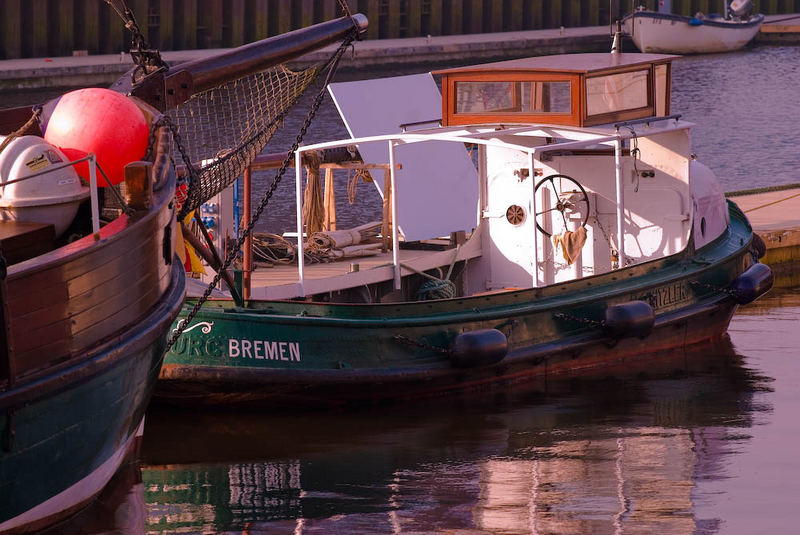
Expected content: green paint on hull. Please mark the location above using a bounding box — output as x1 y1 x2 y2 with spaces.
158 203 765 406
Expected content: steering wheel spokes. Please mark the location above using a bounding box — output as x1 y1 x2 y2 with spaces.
534 174 590 237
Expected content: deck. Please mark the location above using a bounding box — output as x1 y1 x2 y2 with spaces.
190 231 483 301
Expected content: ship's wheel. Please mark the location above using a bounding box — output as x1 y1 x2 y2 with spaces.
534 174 590 237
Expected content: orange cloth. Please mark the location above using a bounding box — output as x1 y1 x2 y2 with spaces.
552 226 587 265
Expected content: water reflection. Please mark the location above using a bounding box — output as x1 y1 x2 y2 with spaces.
132 335 768 534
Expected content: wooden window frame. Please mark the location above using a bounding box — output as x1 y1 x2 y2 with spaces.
442 72 582 127
582 66 654 126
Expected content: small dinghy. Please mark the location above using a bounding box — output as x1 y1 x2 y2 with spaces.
623 0 765 54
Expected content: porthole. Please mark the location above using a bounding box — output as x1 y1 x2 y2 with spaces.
700 217 706 237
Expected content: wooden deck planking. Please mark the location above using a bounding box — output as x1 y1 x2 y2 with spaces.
246 235 482 300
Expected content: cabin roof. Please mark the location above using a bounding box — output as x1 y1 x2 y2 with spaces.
433 53 677 76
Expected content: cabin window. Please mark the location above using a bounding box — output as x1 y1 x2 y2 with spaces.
655 64 669 116
585 69 649 116
455 81 572 115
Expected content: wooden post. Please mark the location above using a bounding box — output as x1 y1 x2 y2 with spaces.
323 167 336 231
229 0 245 46
387 0 402 37
181 0 198 49
566 0 582 27
253 0 269 39
159 0 175 50
198 0 224 47
84 0 100 54
586 0 600 26
407 0 422 37
382 168 392 253
527 0 544 29
299 0 314 29
507 0 524 31
320 0 338 23
543 0 563 28
243 167 252 300
1 0 22 59
361 0 381 39
56 0 74 56
487 0 504 32
277 0 293 34
124 161 154 211
426 0 443 35
31 0 50 57
468 0 482 33
445 0 464 33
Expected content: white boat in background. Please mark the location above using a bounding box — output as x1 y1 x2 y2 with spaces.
623 0 764 54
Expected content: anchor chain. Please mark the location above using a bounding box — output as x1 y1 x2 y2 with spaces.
393 335 451 355
689 280 740 299
165 31 358 353
104 0 167 81
553 312 604 327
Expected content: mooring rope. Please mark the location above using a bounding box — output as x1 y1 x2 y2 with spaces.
740 190 800 214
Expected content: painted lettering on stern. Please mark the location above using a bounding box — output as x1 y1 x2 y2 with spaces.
228 339 302 362
638 281 690 310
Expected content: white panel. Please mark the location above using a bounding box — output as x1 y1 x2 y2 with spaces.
328 74 479 241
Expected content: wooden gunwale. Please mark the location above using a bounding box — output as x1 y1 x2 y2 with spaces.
0 257 185 411
1 128 179 386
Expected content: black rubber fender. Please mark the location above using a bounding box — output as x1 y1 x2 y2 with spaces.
730 262 773 304
750 233 767 259
603 300 655 338
450 328 508 368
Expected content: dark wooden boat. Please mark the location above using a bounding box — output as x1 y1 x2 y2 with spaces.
0 86 184 534
155 50 772 409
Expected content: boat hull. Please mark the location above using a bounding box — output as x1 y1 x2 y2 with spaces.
624 12 764 54
156 203 767 409
0 261 185 534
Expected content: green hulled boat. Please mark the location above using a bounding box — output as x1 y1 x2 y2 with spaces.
158 48 772 408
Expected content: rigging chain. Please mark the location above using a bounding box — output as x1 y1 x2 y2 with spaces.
165 30 359 353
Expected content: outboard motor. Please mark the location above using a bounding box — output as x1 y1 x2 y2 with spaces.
729 0 754 18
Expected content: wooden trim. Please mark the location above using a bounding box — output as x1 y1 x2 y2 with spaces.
581 65 656 126
442 72 581 127
3 122 177 383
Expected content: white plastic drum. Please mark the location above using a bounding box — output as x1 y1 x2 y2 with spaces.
0 135 89 238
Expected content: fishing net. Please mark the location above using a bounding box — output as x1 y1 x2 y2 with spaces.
167 63 320 218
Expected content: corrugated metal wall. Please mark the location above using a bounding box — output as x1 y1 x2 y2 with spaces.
0 0 795 59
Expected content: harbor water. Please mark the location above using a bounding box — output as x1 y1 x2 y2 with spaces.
44 288 800 534
6 44 800 533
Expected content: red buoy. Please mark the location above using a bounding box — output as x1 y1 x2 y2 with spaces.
43 88 149 187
